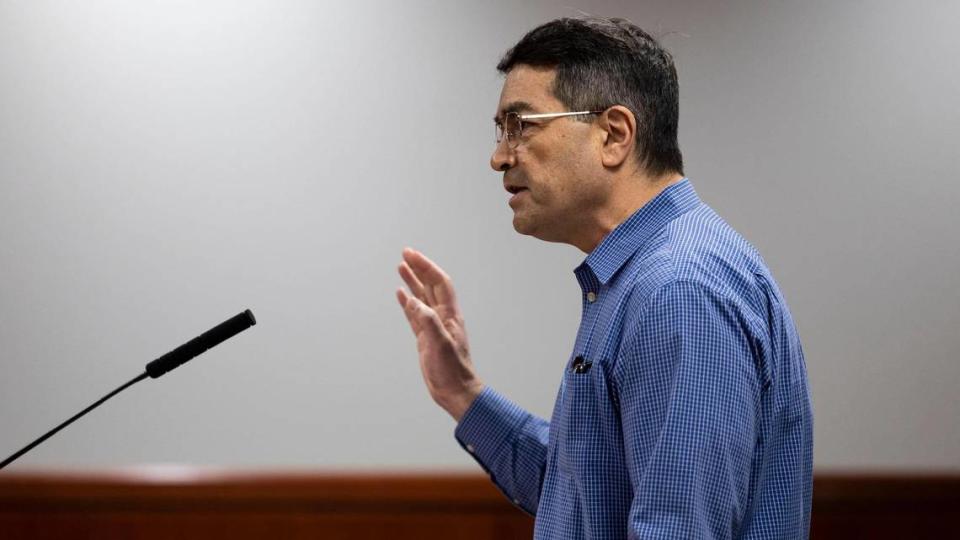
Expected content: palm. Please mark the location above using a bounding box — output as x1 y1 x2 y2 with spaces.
396 248 482 420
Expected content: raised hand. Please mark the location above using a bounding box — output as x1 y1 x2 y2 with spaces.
396 248 484 421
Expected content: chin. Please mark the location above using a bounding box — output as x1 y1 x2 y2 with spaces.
513 217 558 243
511 217 532 236
513 217 571 245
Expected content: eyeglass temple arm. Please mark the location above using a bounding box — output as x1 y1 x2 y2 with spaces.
518 110 605 120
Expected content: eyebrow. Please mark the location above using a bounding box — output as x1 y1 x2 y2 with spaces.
493 101 537 121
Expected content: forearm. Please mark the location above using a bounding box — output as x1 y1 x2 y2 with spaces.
454 387 550 514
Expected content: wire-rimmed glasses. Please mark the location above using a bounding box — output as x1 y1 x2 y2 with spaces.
494 110 604 149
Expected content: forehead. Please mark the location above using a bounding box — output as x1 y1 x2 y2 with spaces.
495 65 564 117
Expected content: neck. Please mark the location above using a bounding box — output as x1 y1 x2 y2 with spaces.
573 171 685 253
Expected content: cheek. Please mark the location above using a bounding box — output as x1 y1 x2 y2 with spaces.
519 137 592 205
546 153 591 200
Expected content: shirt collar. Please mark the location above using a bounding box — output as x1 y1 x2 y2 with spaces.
580 178 701 285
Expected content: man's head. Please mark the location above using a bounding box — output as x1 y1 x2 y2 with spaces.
497 17 683 177
491 17 683 250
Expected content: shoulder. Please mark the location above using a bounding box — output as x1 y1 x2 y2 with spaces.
618 204 771 337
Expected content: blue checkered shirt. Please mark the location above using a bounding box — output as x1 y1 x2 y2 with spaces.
455 179 813 539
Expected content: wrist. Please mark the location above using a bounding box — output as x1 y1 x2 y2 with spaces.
441 382 485 423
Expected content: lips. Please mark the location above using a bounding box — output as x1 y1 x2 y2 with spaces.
507 187 529 207
504 173 529 202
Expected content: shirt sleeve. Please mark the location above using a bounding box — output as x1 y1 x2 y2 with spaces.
454 386 550 515
613 280 761 539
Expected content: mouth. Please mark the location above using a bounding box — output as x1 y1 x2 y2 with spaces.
506 185 529 207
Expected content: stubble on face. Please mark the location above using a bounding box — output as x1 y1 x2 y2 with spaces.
493 66 604 246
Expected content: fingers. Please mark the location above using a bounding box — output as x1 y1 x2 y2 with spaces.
403 248 449 285
396 287 448 341
398 260 433 306
396 288 421 334
401 248 459 312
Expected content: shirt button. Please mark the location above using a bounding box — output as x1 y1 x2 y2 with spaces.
466 444 475 453
513 498 520 505
586 292 597 303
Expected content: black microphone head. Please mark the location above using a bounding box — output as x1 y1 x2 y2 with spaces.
145 309 256 378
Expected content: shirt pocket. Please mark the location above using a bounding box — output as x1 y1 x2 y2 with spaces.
556 358 607 475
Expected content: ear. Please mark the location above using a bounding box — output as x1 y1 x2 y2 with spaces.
597 105 637 168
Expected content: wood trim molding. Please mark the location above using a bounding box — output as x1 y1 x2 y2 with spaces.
1 468 958 539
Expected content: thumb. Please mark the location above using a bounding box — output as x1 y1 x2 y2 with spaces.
397 288 421 334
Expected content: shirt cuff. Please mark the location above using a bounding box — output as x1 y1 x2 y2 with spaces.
454 386 530 469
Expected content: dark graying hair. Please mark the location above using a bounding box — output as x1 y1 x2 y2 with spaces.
497 17 683 177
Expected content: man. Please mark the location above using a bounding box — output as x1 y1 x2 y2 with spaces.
396 17 812 539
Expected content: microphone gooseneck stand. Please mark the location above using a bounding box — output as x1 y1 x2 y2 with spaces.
0 309 256 471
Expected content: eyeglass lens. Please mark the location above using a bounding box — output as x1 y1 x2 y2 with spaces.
495 113 522 148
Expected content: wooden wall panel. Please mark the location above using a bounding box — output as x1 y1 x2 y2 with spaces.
810 472 960 539
1 469 958 539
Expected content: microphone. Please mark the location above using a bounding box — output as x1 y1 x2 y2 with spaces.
146 309 256 378
0 309 257 470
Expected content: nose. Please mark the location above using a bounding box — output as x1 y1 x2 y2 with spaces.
490 138 516 172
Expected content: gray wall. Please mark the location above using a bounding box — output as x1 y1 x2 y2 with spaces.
1 0 957 470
